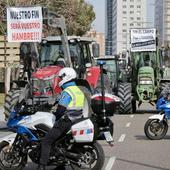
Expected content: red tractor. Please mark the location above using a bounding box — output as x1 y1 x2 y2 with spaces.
4 13 111 119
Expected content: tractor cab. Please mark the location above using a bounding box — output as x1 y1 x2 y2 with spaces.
38 36 96 78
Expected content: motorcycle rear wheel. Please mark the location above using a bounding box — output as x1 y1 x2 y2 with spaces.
0 141 27 170
144 119 168 140
70 142 104 170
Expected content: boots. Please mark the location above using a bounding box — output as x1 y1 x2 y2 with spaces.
36 164 46 170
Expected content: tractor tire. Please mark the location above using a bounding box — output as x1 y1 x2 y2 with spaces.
158 82 170 99
118 83 132 114
160 83 169 92
4 89 22 120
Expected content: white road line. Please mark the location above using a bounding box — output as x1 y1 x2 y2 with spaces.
105 156 116 170
118 134 126 142
126 122 131 127
130 114 134 118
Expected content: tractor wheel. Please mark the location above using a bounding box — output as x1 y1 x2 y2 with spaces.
159 83 169 92
158 82 170 98
118 83 132 114
4 89 22 120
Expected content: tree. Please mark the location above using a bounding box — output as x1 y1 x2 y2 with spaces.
0 0 95 35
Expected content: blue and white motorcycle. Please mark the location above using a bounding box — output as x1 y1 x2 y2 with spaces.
0 103 105 170
144 97 170 140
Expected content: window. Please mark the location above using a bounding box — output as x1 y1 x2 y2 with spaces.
123 11 127 14
137 5 141 8
137 23 141 26
123 17 127 21
130 5 134 8
123 35 126 39
130 11 134 14
137 11 141 15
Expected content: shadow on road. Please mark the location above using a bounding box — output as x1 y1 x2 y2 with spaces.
134 135 148 140
116 157 170 170
135 134 170 140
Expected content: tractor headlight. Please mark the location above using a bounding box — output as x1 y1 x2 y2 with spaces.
139 77 153 85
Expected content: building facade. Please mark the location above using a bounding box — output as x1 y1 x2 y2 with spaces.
105 0 147 55
87 30 105 56
155 0 170 47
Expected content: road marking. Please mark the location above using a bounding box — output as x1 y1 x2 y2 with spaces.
118 134 126 142
105 156 116 170
130 115 134 118
126 122 131 127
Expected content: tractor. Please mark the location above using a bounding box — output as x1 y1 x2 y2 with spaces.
95 28 170 114
118 28 170 113
4 10 110 119
95 55 131 114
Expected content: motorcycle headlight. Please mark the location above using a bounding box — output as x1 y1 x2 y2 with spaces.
139 77 153 85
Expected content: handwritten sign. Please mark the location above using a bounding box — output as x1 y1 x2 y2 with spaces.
7 6 43 42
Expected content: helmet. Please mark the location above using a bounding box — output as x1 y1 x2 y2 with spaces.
58 67 77 87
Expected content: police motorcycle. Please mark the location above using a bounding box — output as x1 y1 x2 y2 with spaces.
0 61 120 170
0 102 105 170
144 96 170 140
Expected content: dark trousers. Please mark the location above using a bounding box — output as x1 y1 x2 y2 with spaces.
39 116 72 165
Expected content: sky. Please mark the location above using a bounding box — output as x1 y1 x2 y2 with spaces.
86 0 105 33
86 0 155 34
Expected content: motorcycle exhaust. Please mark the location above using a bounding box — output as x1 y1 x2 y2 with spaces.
64 151 80 161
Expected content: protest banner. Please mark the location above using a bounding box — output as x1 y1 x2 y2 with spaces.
7 6 43 42
130 28 156 52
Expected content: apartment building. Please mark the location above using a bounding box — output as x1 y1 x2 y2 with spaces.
155 0 170 47
105 0 147 55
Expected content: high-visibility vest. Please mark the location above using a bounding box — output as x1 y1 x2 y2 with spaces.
63 86 85 110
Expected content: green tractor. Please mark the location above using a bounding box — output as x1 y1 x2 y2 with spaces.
125 28 170 113
99 28 170 114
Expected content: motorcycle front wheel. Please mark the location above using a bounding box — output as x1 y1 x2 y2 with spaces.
0 141 27 170
70 141 104 170
144 119 168 140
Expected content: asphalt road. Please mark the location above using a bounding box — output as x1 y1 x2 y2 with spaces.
0 105 170 170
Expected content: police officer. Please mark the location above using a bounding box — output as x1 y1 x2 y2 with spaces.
37 67 85 170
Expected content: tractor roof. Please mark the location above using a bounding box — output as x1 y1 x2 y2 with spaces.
97 55 117 60
42 36 94 43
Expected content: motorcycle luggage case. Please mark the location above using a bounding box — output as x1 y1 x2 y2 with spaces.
71 119 94 142
91 93 120 116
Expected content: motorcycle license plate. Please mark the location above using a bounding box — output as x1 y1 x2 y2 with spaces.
104 131 113 142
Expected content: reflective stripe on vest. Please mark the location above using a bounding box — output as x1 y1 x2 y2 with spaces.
63 86 85 110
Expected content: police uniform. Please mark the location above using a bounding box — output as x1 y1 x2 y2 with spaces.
39 81 85 166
